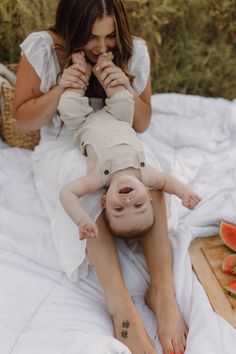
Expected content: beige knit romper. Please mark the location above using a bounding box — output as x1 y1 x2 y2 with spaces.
58 89 149 186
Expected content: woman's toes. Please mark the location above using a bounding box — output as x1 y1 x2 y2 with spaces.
159 336 173 354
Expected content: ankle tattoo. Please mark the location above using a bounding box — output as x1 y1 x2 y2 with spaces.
121 320 130 339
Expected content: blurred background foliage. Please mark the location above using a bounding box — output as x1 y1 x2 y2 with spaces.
0 0 235 99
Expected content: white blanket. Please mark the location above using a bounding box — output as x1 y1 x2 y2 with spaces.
1 93 236 354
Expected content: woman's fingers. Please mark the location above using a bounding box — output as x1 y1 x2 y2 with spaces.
94 56 132 92
100 67 121 82
104 72 131 91
103 72 120 87
66 67 88 84
59 66 89 90
71 62 87 74
95 58 115 72
59 76 87 90
100 66 123 80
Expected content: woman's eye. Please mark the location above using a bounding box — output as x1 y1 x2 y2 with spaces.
134 203 143 208
114 207 124 212
88 34 97 40
107 33 116 38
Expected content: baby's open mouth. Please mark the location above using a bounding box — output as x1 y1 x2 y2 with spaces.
119 187 133 194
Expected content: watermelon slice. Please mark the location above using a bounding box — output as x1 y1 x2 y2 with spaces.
224 280 236 299
220 221 236 252
222 254 236 275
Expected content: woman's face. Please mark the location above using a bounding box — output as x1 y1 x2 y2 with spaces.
83 16 117 64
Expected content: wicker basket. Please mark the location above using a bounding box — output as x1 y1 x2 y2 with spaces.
0 70 40 150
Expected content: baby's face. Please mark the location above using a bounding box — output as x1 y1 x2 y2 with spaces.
104 175 154 237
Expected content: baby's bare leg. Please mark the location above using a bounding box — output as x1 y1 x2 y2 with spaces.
87 212 156 354
141 190 188 354
93 53 125 98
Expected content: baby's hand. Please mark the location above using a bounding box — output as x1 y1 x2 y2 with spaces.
182 190 202 209
79 217 98 240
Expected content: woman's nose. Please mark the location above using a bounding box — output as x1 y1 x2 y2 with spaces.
97 39 107 54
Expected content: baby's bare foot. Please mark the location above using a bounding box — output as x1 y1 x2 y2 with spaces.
145 286 188 354
71 52 92 95
93 52 125 98
108 293 156 354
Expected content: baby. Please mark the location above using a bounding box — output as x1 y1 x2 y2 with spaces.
58 52 201 240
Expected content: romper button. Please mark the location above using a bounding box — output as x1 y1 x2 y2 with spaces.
140 162 145 167
104 170 109 175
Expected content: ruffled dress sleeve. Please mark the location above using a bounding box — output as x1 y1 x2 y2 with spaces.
20 31 60 93
128 38 151 95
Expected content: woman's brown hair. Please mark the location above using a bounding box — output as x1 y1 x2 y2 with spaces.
50 0 133 92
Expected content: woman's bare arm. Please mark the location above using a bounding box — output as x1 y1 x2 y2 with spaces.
132 75 152 133
14 56 64 131
14 55 89 132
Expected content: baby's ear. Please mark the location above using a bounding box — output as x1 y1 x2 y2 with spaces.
101 195 106 209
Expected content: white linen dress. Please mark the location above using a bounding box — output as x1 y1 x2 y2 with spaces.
20 31 169 282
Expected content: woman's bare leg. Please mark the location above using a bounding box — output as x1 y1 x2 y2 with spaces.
86 211 156 354
140 190 188 354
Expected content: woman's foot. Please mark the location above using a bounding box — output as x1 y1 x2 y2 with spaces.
108 291 157 354
145 286 188 354
93 52 125 98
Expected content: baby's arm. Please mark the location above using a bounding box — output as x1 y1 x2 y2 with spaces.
59 168 103 239
147 165 202 209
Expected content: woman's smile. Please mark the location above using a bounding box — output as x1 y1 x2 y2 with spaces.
83 16 117 64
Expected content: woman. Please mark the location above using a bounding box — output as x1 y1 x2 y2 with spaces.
14 1 187 353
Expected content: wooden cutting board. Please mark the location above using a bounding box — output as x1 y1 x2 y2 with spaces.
189 235 236 328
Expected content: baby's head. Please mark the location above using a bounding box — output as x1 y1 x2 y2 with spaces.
103 175 155 239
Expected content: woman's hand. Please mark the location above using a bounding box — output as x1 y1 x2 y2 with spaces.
72 52 92 86
95 58 133 93
58 62 90 92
